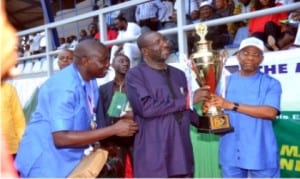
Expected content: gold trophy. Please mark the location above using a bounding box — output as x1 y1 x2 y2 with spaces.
190 23 233 134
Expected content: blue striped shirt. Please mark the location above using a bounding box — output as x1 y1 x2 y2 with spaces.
135 0 167 22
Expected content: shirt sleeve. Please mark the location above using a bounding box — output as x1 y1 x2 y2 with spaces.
263 77 282 112
155 0 167 21
135 6 140 22
48 88 77 132
126 68 187 119
10 85 26 141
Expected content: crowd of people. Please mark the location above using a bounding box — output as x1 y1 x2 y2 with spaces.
2 0 299 178
17 0 300 61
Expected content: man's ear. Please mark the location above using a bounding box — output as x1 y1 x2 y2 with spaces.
141 48 148 57
81 56 89 66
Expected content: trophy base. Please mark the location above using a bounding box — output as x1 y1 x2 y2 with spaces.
198 114 234 134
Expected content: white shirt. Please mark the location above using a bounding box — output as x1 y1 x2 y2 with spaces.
30 33 43 52
117 22 141 40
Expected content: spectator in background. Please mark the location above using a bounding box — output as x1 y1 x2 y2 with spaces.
268 11 299 50
208 37 281 178
57 37 69 50
23 44 31 57
94 26 118 44
87 22 99 39
105 0 123 26
57 48 74 70
174 0 199 24
97 54 133 177
228 0 253 36
78 29 89 42
214 0 235 42
106 10 121 27
68 35 78 50
161 0 175 29
118 0 137 23
125 31 210 177
110 16 141 67
86 22 118 45
135 0 167 31
30 32 43 55
214 0 234 17
197 1 232 49
66 36 73 47
15 40 138 178
17 45 24 57
248 0 288 50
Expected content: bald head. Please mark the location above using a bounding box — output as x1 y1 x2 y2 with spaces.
137 31 158 50
73 39 109 80
136 31 170 66
74 39 107 64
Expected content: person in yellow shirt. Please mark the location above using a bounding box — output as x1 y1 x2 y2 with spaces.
1 82 26 157
0 1 23 177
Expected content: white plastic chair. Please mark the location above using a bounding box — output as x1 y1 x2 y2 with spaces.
17 62 25 74
23 60 34 74
32 59 42 73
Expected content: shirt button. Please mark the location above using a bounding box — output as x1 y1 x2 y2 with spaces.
237 157 240 160
237 149 240 152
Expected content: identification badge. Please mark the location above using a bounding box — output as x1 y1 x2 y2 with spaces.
90 114 97 129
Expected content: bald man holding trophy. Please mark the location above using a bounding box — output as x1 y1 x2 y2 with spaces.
191 24 233 134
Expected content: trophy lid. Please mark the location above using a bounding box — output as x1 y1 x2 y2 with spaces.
191 23 213 59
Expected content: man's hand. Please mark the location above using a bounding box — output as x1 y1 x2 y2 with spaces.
112 119 138 137
209 95 232 110
193 86 210 104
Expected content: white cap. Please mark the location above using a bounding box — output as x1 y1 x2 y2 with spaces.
239 37 264 52
199 1 213 9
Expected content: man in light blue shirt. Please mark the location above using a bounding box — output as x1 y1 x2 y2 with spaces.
15 40 138 178
209 37 282 177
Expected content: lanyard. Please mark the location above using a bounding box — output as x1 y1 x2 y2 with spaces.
85 82 94 114
84 81 97 129
83 81 100 156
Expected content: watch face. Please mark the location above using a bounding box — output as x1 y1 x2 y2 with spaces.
233 103 239 111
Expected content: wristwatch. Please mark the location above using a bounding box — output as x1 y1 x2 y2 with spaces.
232 102 239 111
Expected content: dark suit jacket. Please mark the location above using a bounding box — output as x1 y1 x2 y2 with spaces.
96 81 114 128
96 80 133 146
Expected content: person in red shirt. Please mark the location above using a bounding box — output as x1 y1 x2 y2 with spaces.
248 0 288 50
94 28 118 42
86 22 118 48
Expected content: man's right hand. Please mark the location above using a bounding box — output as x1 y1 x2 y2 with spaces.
112 119 138 137
193 86 210 104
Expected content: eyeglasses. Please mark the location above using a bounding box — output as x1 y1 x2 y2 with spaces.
58 56 73 61
239 51 262 58
143 37 169 48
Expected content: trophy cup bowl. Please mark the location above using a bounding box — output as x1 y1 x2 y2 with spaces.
191 24 234 134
